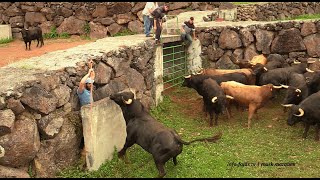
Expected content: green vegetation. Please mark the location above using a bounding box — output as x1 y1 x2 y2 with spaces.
57 87 320 178
43 26 71 39
0 37 13 44
283 13 320 20
112 28 138 37
83 22 91 37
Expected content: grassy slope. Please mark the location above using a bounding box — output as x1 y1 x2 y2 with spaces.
57 87 320 178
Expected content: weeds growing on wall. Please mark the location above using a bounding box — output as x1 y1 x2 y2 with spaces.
284 13 320 20
0 37 13 44
43 26 71 39
112 28 137 37
83 22 91 38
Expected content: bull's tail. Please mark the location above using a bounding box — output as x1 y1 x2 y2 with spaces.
173 131 222 145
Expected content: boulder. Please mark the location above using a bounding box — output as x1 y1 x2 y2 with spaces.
198 32 213 47
37 109 65 139
80 98 127 171
216 54 239 69
300 22 317 37
92 5 108 18
232 48 244 63
137 10 143 22
0 109 15 137
254 29 274 54
128 20 143 33
20 85 58 115
218 29 242 49
9 16 24 28
89 22 108 39
52 85 71 107
116 13 136 25
107 2 132 16
107 23 122 37
207 44 224 62
40 7 55 21
271 28 306 54
4 5 23 17
74 6 91 21
0 165 30 178
94 62 113 85
0 114 40 168
56 7 73 18
244 44 258 61
6 98 25 116
131 2 146 14
33 112 82 178
116 68 147 95
267 54 286 63
57 16 86 35
0 97 5 110
21 5 36 12
132 50 154 71
303 33 320 57
95 17 115 26
53 16 64 27
169 2 191 10
69 89 80 111
25 12 47 26
93 80 127 101
39 21 55 34
239 28 254 47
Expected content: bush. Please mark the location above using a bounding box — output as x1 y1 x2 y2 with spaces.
0 37 13 44
43 26 71 39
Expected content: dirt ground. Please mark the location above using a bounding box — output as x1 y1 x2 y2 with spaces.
0 36 95 67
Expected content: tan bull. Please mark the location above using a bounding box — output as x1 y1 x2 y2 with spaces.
220 81 276 128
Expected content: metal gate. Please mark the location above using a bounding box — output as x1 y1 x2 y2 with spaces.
163 42 188 91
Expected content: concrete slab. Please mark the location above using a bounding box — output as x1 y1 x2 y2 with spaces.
0 25 12 40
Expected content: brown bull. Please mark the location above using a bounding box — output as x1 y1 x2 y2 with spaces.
220 81 274 128
250 54 267 66
197 68 256 85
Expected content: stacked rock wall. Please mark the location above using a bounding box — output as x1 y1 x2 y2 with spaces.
1 2 319 39
0 37 156 177
197 19 320 69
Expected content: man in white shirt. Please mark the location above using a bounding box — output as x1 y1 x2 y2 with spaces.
142 2 158 37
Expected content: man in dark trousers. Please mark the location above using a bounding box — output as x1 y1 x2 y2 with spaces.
151 4 169 45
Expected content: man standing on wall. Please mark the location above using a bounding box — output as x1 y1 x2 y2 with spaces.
151 4 169 45
142 2 158 37
180 17 197 46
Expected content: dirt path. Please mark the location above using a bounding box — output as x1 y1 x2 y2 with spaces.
0 36 95 67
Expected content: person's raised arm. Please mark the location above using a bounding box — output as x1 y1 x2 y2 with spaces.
78 69 93 94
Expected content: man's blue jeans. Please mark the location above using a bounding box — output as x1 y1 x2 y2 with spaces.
143 15 152 36
181 32 193 45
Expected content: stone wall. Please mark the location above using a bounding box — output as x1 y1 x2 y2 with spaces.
237 2 320 21
0 37 157 177
197 19 320 69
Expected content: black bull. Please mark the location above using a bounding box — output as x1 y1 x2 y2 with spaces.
110 91 222 178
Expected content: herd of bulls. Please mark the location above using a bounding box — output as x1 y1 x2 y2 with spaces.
182 54 320 141
109 54 320 178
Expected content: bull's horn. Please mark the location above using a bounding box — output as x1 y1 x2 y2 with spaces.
226 95 234 99
308 60 316 63
197 69 204 74
295 89 301 93
273 85 283 89
122 97 132 105
281 104 293 107
249 61 254 65
184 75 191 78
280 84 289 89
306 68 315 73
211 97 218 103
293 60 301 64
294 108 304 117
263 67 268 71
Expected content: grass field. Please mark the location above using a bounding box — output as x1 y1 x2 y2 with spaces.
57 87 320 178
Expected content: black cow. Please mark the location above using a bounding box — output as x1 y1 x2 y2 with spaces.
198 78 233 126
20 26 44 50
287 91 320 141
110 91 222 178
307 71 320 95
266 54 289 69
281 73 309 106
258 62 310 86
182 72 249 94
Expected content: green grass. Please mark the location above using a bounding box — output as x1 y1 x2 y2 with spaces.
43 26 71 40
283 13 320 20
0 37 13 44
57 87 320 178
112 28 138 37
